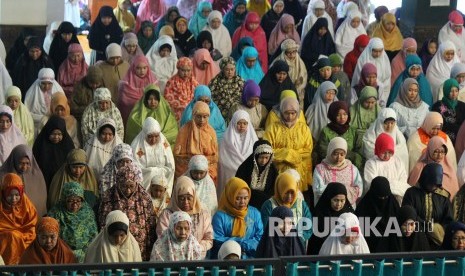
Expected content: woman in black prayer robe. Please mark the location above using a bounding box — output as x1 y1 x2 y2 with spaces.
355 176 400 252
307 182 354 255
390 205 430 252
256 206 305 257
402 162 454 249
259 60 297 111
301 17 335 72
235 140 278 209
260 0 284 41
5 28 37 73
49 21 80 70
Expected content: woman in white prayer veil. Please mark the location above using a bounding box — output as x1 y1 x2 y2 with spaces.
334 10 366 59
146 35 178 93
426 40 461 103
203 11 232 58
319 212 370 255
23 68 64 132
131 117 175 193
351 38 391 107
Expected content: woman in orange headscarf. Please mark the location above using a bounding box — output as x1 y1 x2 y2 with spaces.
0 173 38 264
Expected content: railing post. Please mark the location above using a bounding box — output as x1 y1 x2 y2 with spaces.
309 261 319 276
245 265 254 275
393 259 403 275
286 262 297 276
180 267 189 276
147 268 155 276
413 259 423 275
436 258 446 275
264 264 273 276
229 265 237 276
331 261 341 276
373 259 384 275
457 257 465 275
163 267 171 276
115 268 124 276
196 267 205 276
210 266 220 276
351 260 362 276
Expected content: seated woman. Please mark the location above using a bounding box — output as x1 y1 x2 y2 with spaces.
236 140 278 209
301 17 335 71
81 87 124 144
390 38 417 85
218 240 242 260
19 217 76 264
256 206 306 258
146 35 178 92
164 57 199 121
432 78 465 145
402 163 454 249
319 212 370 255
156 176 213 258
268 14 300 57
85 210 142 262
183 155 218 214
211 177 263 258
264 90 303 130
120 33 143 64
85 118 123 179
407 111 456 173
231 36 255 61
24 68 63 132
180 85 226 142
235 47 264 85
192 31 223 62
204 11 232 58
48 182 98 262
350 63 381 105
33 116 75 187
355 176 400 252
364 133 410 205
149 173 170 225
0 106 27 165
48 21 79 70
126 84 178 145
131 117 175 190
305 81 338 142
38 92 80 148
192 48 220 85
0 173 38 265
264 97 313 195
70 66 104 122
442 222 465 251
316 101 362 169
228 80 267 138
372 13 403 61
391 205 430 252
313 137 363 208
349 86 380 149
57 43 88 100
390 78 430 139
48 149 98 209
362 108 409 172
209 57 245 119
259 60 296 111
5 86 34 146
261 172 312 245
99 163 155 261
0 145 47 217
335 10 366 59
308 182 354 255
343 34 370 81
98 143 135 194
218 110 257 194
151 211 202 261
409 136 459 199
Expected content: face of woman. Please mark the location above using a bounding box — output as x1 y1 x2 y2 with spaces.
383 119 396 133
223 63 236 79
236 119 248 134
330 194 346 212
331 149 346 166
143 26 153 38
430 125 441 136
7 96 20 111
61 32 73 43
275 71 288 83
116 158 132 169
177 193 194 212
108 56 122 66
135 63 149 78
99 127 114 144
318 26 327 37
324 90 336 103
365 73 377 86
456 73 465 85
201 39 212 50
69 164 86 179
350 17 361 28
401 219 415 237
29 47 42 60
247 22 259 32
69 52 83 65
190 170 208 181
177 21 187 34
119 179 137 197
109 230 127 246
40 81 53 92
430 145 446 163
378 150 393 161
146 132 160 146
384 22 395 32
444 50 455 62
285 49 297 61
274 2 284 14
210 18 221 29
38 231 58 252
194 112 209 127
371 48 383 58
54 105 66 118
256 153 271 166
283 24 293 34
125 44 137 54
101 16 112 26
247 96 260 108
6 189 21 206
16 157 31 174
406 83 419 101
246 57 257 68
452 230 465 250
147 94 159 110
178 65 192 79
362 97 377 110
66 195 83 213
174 220 190 242
150 184 166 199
314 8 324 17
236 4 246 14
449 86 459 101
335 109 348 125
234 188 250 210
428 42 438 55
49 129 63 144
0 115 11 133
282 110 297 124
409 66 422 78
341 230 359 245
98 100 111 112
282 189 295 205
319 67 331 79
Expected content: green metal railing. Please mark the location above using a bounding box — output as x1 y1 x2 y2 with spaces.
1 251 465 276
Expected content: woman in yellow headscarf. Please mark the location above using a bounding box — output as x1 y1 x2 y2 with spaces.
113 0 135 32
212 177 263 259
264 89 305 129
260 172 312 244
372 13 403 61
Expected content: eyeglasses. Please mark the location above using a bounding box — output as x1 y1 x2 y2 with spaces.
67 198 83 204
452 236 465 242
433 149 446 155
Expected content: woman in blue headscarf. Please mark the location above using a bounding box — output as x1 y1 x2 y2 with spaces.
189 1 213 38
231 36 255 61
180 85 227 141
223 0 248 36
388 54 433 107
236 46 264 84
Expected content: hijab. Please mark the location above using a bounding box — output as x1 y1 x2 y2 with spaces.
442 78 460 110
353 62 378 97
305 81 338 140
327 101 350 135
49 21 80 70
268 14 301 56
167 176 202 215
349 86 380 131
0 106 27 165
223 0 248 36
121 32 144 64
419 38 438 72
272 172 298 208
335 10 366 58
188 1 212 38
192 48 220 85
301 17 335 68
259 60 296 110
204 11 232 58
98 143 135 195
372 13 403 52
146 35 178 87
236 46 264 84
137 21 157 54
395 78 422 108
418 162 443 193
57 43 89 97
442 221 465 250
135 0 167 33
173 17 196 56
231 36 255 61
88 6 123 54
218 177 251 237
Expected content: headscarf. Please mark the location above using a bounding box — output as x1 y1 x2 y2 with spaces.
322 136 348 166
247 0 271 18
0 106 27 165
418 162 443 193
84 210 142 263
279 97 300 128
135 0 167 33
113 0 136 32
419 38 438 72
343 34 370 80
188 1 213 38
372 13 403 52
0 144 47 216
120 32 144 64
231 36 255 61
334 10 367 58
137 21 157 54
218 240 242 259
259 60 297 110
352 62 378 97
305 81 338 140
57 43 88 98
192 48 220 85
236 46 264 84
327 101 350 135
183 155 217 213
204 11 232 58
223 0 248 36
390 37 417 84
167 176 202 215
218 177 250 237
349 86 380 131
438 11 465 63
272 172 298 208
150 211 202 261
173 17 196 56
98 143 135 195
395 78 422 108
241 79 261 105
301 17 335 68
268 14 301 56
319 212 370 255
49 21 80 70
313 182 354 218
442 78 460 110
442 222 465 250
32 116 75 186
273 39 307 93
146 35 178 90
374 132 395 158
88 6 124 59
302 0 334 40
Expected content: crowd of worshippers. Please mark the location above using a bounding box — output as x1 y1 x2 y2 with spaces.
2 0 465 266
